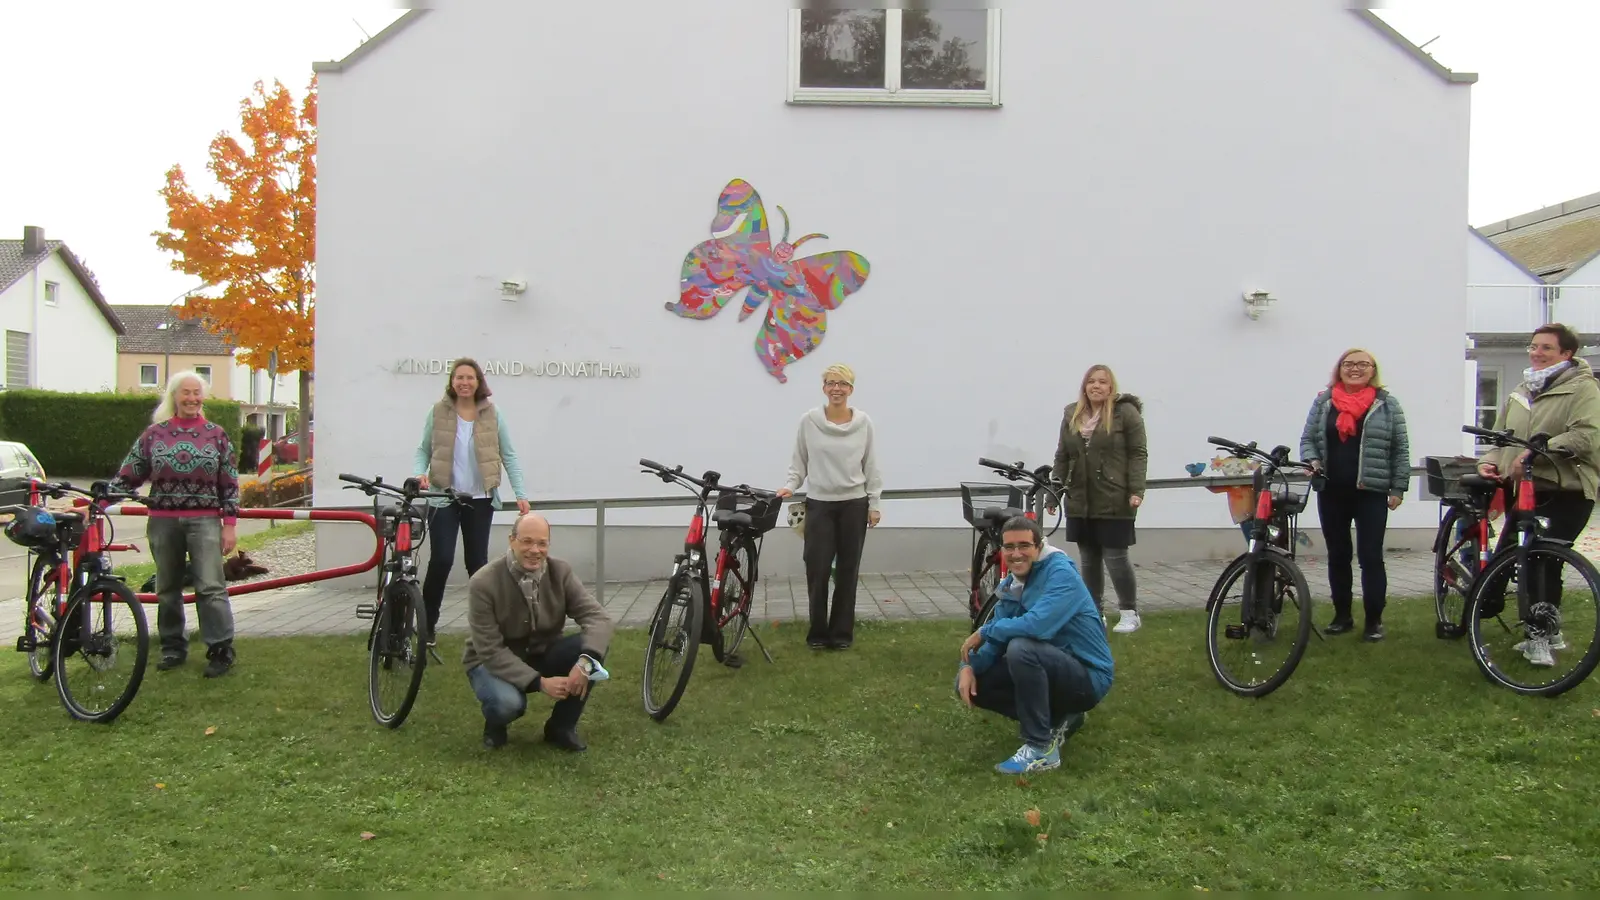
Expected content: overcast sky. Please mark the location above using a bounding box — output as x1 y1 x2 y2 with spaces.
0 1 1593 307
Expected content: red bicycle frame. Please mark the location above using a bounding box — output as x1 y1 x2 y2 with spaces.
28 480 140 616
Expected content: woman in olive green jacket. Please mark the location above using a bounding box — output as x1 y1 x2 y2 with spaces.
1476 324 1600 667
1052 364 1148 633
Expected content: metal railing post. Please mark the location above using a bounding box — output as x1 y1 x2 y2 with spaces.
594 498 606 605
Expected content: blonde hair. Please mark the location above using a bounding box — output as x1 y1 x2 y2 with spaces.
1327 348 1384 390
821 364 855 385
1069 365 1118 434
153 370 209 423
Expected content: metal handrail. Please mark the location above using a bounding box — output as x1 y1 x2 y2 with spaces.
312 465 1431 604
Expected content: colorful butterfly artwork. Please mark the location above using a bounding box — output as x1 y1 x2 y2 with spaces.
667 178 871 383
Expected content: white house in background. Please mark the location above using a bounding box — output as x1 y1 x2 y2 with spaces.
311 1 1475 585
1468 190 1600 451
0 226 123 392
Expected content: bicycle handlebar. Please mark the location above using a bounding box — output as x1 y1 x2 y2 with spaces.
1205 437 1315 471
1462 426 1557 456
977 458 1058 488
337 473 471 504
27 479 142 504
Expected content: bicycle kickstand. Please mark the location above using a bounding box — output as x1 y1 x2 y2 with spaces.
745 619 776 665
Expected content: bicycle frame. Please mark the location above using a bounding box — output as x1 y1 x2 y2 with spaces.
967 458 1063 619
639 460 769 631
338 474 468 642
1464 425 1561 624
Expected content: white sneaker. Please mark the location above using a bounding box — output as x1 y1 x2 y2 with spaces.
1519 637 1556 667
1514 632 1567 653
1112 610 1142 633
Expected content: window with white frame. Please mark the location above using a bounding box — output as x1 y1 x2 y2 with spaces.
139 364 159 388
1474 367 1501 446
194 365 212 385
43 281 60 307
788 7 1001 107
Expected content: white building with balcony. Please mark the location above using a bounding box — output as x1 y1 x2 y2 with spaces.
310 1 1477 585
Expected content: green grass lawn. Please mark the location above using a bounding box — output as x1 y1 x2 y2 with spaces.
111 521 313 589
1 598 1596 890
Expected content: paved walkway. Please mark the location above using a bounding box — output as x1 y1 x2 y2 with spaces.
0 550 1439 643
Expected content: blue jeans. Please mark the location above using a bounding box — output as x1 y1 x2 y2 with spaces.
467 633 597 729
967 637 1099 748
146 515 233 654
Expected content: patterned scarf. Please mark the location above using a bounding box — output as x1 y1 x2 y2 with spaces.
1523 361 1571 398
503 548 545 602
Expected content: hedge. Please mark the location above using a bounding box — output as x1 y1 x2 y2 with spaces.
0 389 243 477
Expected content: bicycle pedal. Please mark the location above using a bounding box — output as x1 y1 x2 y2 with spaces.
1224 623 1249 640
427 645 443 664
1434 621 1465 640
14 636 34 653
355 603 377 619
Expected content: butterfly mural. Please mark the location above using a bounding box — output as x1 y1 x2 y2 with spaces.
667 178 870 384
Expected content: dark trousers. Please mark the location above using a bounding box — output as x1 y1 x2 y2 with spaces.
467 634 599 730
970 637 1099 749
1316 484 1390 624
803 496 869 643
422 497 497 634
1494 488 1594 610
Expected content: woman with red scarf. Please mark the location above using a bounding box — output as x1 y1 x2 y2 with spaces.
1298 349 1411 642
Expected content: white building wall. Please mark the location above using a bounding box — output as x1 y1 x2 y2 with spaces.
313 0 1472 581
0 252 117 392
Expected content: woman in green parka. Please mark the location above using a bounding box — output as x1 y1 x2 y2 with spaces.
1052 364 1148 633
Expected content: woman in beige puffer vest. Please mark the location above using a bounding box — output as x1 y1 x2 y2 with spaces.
411 358 531 640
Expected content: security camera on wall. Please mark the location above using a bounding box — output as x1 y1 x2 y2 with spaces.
500 279 528 300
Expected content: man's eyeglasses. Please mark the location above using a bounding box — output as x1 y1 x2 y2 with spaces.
1527 344 1561 353
1001 542 1039 553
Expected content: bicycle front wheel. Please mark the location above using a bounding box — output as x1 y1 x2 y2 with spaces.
1205 550 1313 698
25 554 62 682
1467 541 1600 697
369 580 427 728
642 571 702 722
53 580 149 724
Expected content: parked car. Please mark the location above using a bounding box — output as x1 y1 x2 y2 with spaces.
0 440 47 508
273 430 313 465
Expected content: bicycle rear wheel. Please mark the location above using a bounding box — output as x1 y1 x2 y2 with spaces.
1205 551 1313 698
713 540 756 663
1467 542 1600 697
53 580 149 724
369 580 427 728
642 571 702 722
1433 508 1481 639
25 555 61 682
969 536 1000 630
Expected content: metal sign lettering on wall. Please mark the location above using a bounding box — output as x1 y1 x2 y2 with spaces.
394 358 642 378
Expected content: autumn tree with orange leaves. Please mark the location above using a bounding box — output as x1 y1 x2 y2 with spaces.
155 77 317 454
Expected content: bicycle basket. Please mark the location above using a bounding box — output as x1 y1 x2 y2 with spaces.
4 506 57 549
1269 478 1314 518
1423 455 1482 500
715 491 782 535
960 482 1026 528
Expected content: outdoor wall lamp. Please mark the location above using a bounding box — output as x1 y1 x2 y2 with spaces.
1242 289 1276 320
500 278 528 300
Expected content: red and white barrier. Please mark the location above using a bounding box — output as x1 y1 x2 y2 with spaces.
257 438 274 476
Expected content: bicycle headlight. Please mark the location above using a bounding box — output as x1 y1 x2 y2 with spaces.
1267 523 1282 542
1536 516 1551 532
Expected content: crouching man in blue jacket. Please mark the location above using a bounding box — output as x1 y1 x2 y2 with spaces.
957 516 1115 774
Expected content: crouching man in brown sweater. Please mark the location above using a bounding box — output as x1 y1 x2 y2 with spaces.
462 512 615 751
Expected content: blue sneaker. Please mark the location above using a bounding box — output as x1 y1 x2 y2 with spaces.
1050 712 1086 751
995 743 1060 775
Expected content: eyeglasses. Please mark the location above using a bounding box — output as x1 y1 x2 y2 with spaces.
1527 344 1561 353
823 380 852 388
1340 361 1374 371
1001 542 1039 553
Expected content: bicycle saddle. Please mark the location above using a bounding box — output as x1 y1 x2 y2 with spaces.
981 506 1026 524
713 509 753 530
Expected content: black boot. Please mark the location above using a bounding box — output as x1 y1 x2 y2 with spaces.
1362 621 1385 643
203 641 235 678
544 723 587 752
1325 607 1355 635
483 720 508 750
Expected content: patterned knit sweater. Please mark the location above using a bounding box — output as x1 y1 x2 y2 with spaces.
111 417 240 524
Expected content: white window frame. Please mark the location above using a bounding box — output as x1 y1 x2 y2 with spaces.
139 364 159 388
194 364 213 385
786 8 1002 108
43 281 60 307
1474 367 1501 445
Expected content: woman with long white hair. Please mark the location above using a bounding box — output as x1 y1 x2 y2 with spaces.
109 370 241 677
